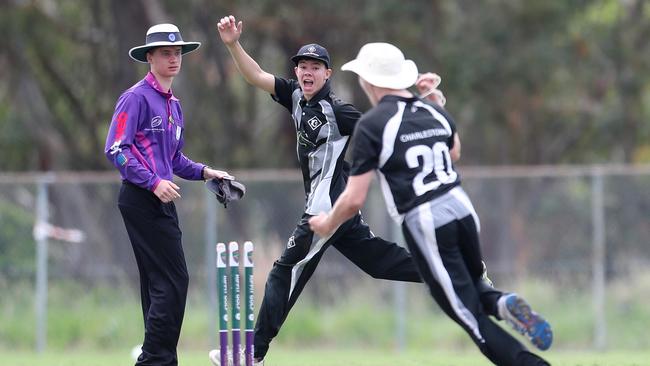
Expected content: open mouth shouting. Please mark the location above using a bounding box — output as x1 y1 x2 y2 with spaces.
301 77 315 91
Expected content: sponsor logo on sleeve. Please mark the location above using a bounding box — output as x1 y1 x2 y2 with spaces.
115 112 128 140
176 125 181 140
109 140 122 155
116 153 128 166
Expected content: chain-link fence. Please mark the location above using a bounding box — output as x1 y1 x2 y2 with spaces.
1 165 649 352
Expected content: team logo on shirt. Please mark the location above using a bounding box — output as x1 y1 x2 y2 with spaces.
151 116 163 128
307 116 322 130
286 235 296 249
297 131 315 148
145 115 164 132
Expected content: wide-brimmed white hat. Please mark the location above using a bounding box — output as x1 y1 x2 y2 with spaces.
341 42 418 89
129 23 201 63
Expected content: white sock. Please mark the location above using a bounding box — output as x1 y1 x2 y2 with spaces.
497 293 513 320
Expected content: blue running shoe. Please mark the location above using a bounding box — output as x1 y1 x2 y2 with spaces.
499 294 553 351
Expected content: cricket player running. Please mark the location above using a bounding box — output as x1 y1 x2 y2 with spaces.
215 16 427 364
309 42 553 366
215 15 510 365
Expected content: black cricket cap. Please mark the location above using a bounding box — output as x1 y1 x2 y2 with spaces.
290 43 330 68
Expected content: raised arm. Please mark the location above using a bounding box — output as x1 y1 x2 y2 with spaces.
450 133 461 162
217 15 275 94
416 72 446 107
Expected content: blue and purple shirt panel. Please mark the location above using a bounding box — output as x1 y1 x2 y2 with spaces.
104 72 204 191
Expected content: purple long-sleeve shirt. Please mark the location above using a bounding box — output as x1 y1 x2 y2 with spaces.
105 72 205 191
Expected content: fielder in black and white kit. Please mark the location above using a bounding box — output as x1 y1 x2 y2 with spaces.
216 16 425 364
310 43 553 366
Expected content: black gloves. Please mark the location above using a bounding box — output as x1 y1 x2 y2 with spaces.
205 178 246 208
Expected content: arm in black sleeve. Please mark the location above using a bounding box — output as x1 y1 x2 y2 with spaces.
334 102 362 136
270 76 299 112
349 116 382 176
432 103 457 149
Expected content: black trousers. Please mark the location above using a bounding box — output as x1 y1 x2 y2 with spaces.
253 212 421 359
403 208 547 366
118 182 189 366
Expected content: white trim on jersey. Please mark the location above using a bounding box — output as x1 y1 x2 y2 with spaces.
378 101 406 168
307 120 330 210
292 89 303 130
449 187 481 232
377 170 404 224
306 124 333 214
413 100 452 136
288 232 332 299
413 201 485 343
292 96 302 161
305 101 349 215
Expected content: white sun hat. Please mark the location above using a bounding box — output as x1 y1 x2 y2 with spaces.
129 23 201 63
341 42 418 89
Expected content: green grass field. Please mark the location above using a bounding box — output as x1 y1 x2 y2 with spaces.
3 278 650 366
5 347 650 366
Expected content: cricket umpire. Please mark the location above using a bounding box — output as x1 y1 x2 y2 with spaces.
310 42 553 365
105 23 233 366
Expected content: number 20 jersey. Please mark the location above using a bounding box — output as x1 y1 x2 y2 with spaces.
349 95 461 223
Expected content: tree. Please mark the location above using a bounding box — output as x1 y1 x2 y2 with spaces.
1 0 649 171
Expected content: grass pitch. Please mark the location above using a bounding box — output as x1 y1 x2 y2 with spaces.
4 348 650 366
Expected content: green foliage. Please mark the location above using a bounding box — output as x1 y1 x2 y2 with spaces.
277 302 327 346
45 282 143 349
2 1 650 170
0 280 35 347
2 276 650 351
0 199 36 278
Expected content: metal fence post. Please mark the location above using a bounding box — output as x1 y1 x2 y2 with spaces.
205 189 218 348
591 168 606 349
35 174 52 353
